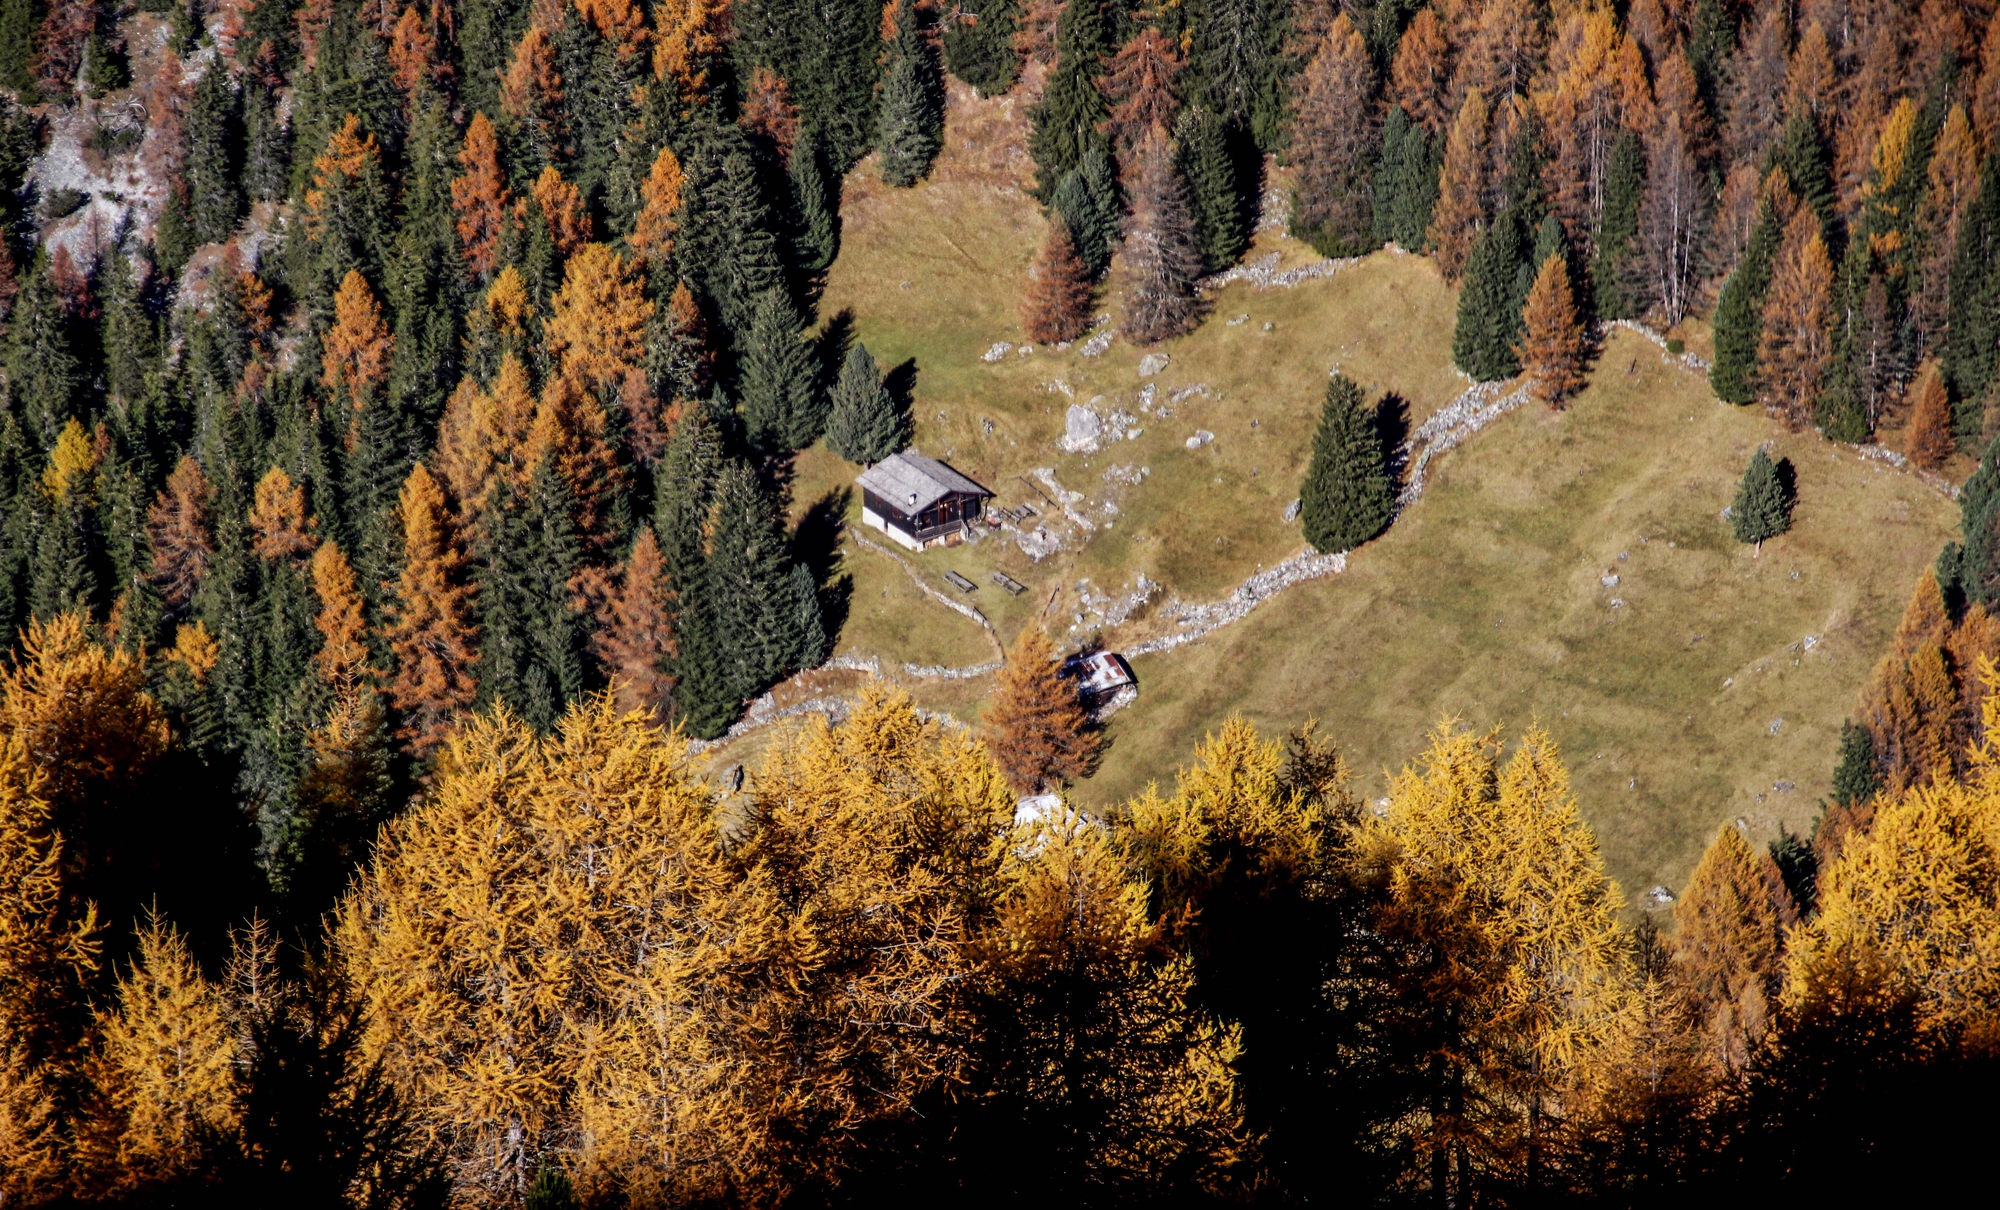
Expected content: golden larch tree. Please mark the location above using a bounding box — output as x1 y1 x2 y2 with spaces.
310 540 376 693
652 0 730 108
451 112 511 277
382 465 479 758
1756 208 1834 429
1389 5 1452 134
984 627 1104 794
1020 218 1094 344
304 115 383 244
546 242 654 397
1517 252 1587 408
248 466 316 562
1907 362 1955 470
42 418 97 507
530 165 592 259
0 730 99 1205
1672 825 1793 1071
1533 9 1652 247
337 699 795 1205
76 917 236 1192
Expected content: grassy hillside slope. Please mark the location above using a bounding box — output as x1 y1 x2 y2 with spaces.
766 81 1955 906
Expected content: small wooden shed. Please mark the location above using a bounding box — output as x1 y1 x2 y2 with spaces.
857 452 993 551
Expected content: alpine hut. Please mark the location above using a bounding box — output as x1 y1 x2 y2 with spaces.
856 451 994 551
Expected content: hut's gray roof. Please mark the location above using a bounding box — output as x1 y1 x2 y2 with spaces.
856 452 992 514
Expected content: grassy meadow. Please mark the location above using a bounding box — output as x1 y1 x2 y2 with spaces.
741 81 1958 907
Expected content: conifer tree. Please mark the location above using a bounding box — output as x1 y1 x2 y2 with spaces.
1591 130 1645 321
678 461 806 736
309 539 375 693
1020 219 1095 345
452 112 512 279
514 454 590 733
1673 825 1792 1071
1289 15 1377 257
647 281 714 406
676 133 786 336
1730 447 1791 551
1388 6 1451 135
299 116 393 326
1429 89 1490 284
147 455 216 619
824 341 909 463
1756 207 1834 429
1830 719 1881 810
591 525 676 720
788 126 842 277
1050 143 1122 279
1102 28 1181 153
184 62 244 246
1945 149 2000 405
1711 172 1796 406
944 0 1021 94
3 255 81 450
1175 104 1246 273
1299 373 1393 554
1121 132 1203 345
1908 363 1956 469
740 288 821 455
1453 205 1529 381
383 465 479 759
546 242 653 398
97 251 157 408
1028 0 1112 200
1372 106 1437 252
630 144 684 271
1518 253 1587 409
985 626 1103 793
877 0 946 188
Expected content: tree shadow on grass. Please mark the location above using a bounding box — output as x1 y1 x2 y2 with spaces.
794 486 854 645
816 308 857 392
1374 391 1413 487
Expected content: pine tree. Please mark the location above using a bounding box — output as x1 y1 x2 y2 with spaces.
1453 204 1529 381
1831 719 1881 810
1518 253 1587 409
1050 142 1122 279
1711 172 1796 406
1289 14 1377 257
985 626 1103 793
1120 132 1203 345
383 464 479 759
1027 0 1112 203
739 288 821 455
184 63 244 246
1730 447 1791 551
1372 106 1437 252
1771 110 1835 233
1175 104 1246 273
1908 362 1955 470
877 0 945 188
1299 373 1393 554
1020 218 1095 345
824 341 909 463
591 525 676 720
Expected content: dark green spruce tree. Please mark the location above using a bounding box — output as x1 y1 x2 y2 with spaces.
877 0 945 188
517 456 591 732
4 254 82 450
1177 104 1248 273
700 461 808 712
1051 142 1123 279
1730 447 1792 548
1029 0 1113 203
1711 184 1789 405
1830 720 1880 810
1299 374 1393 554
740 289 821 455
944 0 1021 95
824 342 908 463
1771 111 1834 232
1372 106 1437 253
678 127 788 337
1945 150 2000 406
1591 130 1646 321
186 62 245 245
1452 206 1529 381
788 126 842 277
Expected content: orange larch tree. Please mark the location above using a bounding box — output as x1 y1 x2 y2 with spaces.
321 269 393 438
310 540 377 693
630 145 685 270
1517 252 1587 409
653 0 730 108
528 375 628 555
501 24 565 163
1389 5 1452 135
1907 362 1955 470
591 526 678 720
531 165 592 260
147 456 216 616
1756 208 1834 429
1533 9 1651 251
451 112 511 278
1020 218 1094 344
248 467 317 562
1101 28 1181 154
1428 87 1489 283
739 65 800 159
383 465 479 759
983 627 1103 794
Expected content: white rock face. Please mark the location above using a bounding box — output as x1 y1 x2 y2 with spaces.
1138 352 1170 376
1060 404 1104 453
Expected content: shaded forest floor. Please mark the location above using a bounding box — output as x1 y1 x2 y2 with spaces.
713 79 1956 909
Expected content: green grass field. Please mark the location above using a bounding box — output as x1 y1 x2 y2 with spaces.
743 81 1958 907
